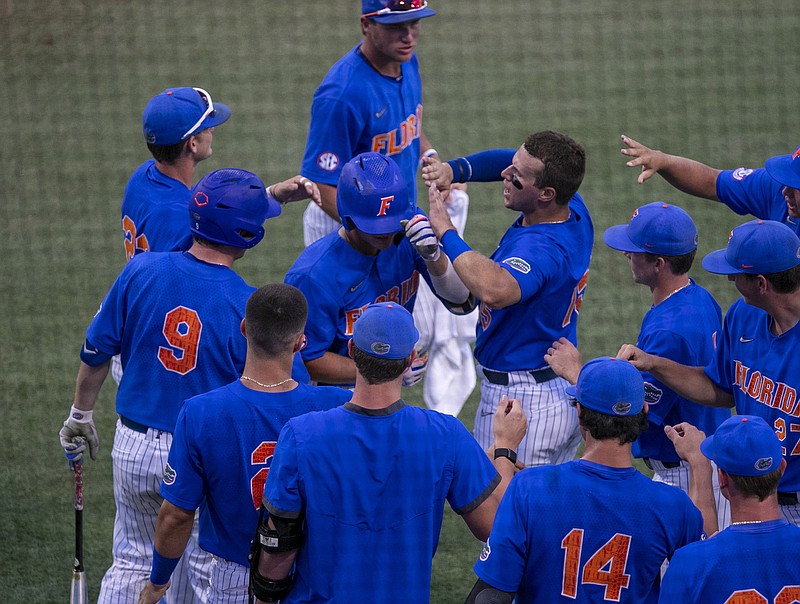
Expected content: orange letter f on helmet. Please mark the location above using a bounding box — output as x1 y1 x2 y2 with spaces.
377 195 394 216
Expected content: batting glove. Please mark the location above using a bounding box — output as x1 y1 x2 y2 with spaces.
402 349 429 388
59 406 99 462
401 214 441 262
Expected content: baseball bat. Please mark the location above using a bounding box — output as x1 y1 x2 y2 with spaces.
70 461 88 604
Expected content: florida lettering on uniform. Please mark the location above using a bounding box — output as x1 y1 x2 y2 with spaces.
733 360 799 416
344 272 420 335
371 105 422 156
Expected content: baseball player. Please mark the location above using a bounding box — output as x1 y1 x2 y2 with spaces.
618 219 800 526
284 152 474 387
116 86 318 384
249 302 527 604
621 135 800 235
137 284 352 604
59 169 285 603
546 202 732 528
659 416 800 603
422 131 593 467
300 0 437 245
466 357 705 604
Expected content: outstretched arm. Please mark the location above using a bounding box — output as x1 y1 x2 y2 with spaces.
620 135 721 200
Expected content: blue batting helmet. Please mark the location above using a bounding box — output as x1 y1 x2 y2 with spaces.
189 168 281 249
336 153 412 234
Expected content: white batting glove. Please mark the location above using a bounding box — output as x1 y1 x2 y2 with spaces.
59 406 99 462
402 349 429 387
401 214 441 262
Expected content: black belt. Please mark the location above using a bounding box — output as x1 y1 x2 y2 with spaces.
778 492 799 506
119 415 150 433
482 367 558 386
643 458 682 470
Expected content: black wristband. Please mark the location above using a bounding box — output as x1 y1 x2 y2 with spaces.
493 448 517 464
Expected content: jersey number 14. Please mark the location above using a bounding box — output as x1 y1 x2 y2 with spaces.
561 529 631 601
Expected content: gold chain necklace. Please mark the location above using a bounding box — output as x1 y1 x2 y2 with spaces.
730 520 771 526
241 376 294 389
662 282 690 303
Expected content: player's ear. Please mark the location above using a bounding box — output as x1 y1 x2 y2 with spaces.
347 339 355 359
292 334 307 353
360 15 371 35
240 319 247 338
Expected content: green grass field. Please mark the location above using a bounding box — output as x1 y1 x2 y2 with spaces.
2 1 798 601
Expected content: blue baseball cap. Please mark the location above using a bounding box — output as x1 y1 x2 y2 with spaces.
352 302 419 359
565 357 644 417
142 87 231 146
764 146 800 189
701 219 800 275
362 0 436 24
701 415 782 476
603 202 698 256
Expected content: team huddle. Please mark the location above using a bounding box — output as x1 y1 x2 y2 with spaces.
57 1 800 603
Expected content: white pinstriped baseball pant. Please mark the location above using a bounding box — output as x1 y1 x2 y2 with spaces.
97 420 210 604
302 202 339 247
780 500 800 526
473 366 581 467
205 556 250 604
646 459 732 530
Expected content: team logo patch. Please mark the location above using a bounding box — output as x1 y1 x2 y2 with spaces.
643 382 663 405
371 342 391 355
612 401 632 416
732 168 754 181
502 257 531 274
479 539 491 561
317 152 339 171
754 457 773 472
163 463 177 485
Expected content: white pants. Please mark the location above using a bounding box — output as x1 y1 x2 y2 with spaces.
780 501 800 526
648 459 732 530
98 420 211 604
474 366 581 467
206 556 250 604
302 202 339 247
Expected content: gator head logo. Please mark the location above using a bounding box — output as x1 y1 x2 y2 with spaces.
612 401 632 416
479 539 491 562
163 463 177 486
754 457 774 472
371 342 391 355
643 382 663 405
502 257 531 274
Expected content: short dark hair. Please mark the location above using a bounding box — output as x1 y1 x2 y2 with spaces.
727 467 783 502
245 284 308 357
147 140 187 164
523 131 586 205
574 402 649 445
642 249 697 275
764 264 800 294
352 346 409 385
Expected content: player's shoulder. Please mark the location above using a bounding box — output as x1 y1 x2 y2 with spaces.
293 382 353 408
316 45 373 96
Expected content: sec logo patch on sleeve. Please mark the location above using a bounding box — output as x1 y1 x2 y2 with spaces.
317 152 339 171
732 167 754 181
502 257 531 274
479 539 491 561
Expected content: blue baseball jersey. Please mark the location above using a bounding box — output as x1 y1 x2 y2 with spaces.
659 520 800 603
263 400 500 603
716 167 800 235
705 298 800 491
285 232 429 369
473 195 593 371
121 159 193 261
634 280 730 462
161 380 351 566
85 251 308 431
475 460 704 603
300 44 423 206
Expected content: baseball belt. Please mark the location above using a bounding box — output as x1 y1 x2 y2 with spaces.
119 415 151 434
482 367 558 386
642 457 682 470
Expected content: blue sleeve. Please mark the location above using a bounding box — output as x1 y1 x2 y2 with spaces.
285 271 340 362
84 266 132 357
497 242 558 302
638 329 695 425
301 97 364 186
658 548 695 603
161 404 204 511
716 168 785 220
473 475 527 593
704 311 735 394
263 423 303 517
447 148 516 183
448 420 500 514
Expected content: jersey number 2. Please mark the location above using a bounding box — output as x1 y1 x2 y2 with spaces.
158 306 202 375
250 441 277 509
561 529 631 601
725 587 800 603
